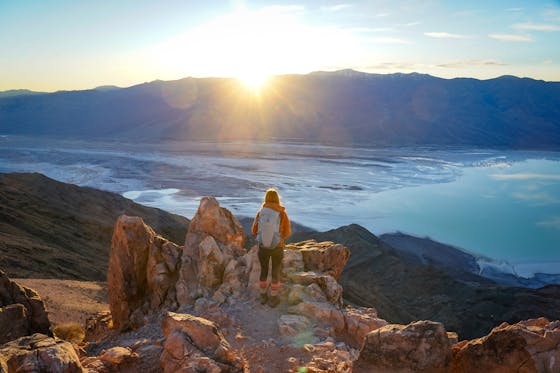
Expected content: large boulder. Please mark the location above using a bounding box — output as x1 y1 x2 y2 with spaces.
451 317 560 373
289 301 346 334
287 271 343 307
176 197 247 305
288 240 350 281
0 333 82 373
184 197 244 253
0 270 51 344
108 215 182 330
355 320 452 373
160 312 245 373
343 306 388 348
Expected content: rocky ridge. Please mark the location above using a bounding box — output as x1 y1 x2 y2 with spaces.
0 270 51 344
1 197 559 372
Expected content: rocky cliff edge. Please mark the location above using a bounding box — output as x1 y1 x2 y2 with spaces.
1 197 559 372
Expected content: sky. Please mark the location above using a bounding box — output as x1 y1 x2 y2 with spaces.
1 0 560 91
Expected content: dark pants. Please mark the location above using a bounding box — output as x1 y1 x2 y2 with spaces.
258 246 284 283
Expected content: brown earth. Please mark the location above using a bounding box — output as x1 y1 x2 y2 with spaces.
13 278 109 326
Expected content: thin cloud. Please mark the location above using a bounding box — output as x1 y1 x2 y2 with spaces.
543 59 553 64
425 32 470 39
320 4 352 12
513 23 560 31
437 59 506 68
488 33 532 42
401 21 421 27
506 8 523 12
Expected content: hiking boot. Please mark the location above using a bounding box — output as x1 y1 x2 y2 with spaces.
268 295 280 308
260 293 268 305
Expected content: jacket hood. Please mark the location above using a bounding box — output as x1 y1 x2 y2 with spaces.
262 202 285 213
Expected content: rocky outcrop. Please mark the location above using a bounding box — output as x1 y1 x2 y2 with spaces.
356 320 453 373
160 312 245 373
451 317 560 373
0 333 82 373
343 306 388 348
107 216 182 330
102 197 559 372
0 270 51 344
292 240 350 281
176 197 247 305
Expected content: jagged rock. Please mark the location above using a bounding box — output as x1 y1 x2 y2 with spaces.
160 312 245 373
198 236 228 295
343 306 388 348
84 311 112 343
99 346 137 365
0 333 82 373
355 320 452 373
289 301 346 334
108 215 182 330
282 248 305 275
184 196 244 254
193 298 234 329
288 240 350 281
246 246 262 292
293 340 355 373
278 315 312 337
177 197 247 305
451 317 560 373
287 271 343 307
82 342 162 373
0 270 51 344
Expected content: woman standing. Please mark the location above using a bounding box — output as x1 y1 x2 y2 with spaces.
252 188 291 307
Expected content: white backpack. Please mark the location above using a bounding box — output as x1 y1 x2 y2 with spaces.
257 207 281 249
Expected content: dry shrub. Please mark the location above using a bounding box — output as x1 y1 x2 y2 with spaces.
53 322 85 343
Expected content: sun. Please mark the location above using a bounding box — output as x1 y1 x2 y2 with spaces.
239 72 270 91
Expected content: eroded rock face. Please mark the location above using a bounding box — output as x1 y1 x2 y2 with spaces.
0 333 82 373
343 306 388 349
356 320 452 373
176 197 248 305
288 241 350 281
451 317 560 373
0 270 51 344
108 215 182 330
185 196 244 253
160 312 245 373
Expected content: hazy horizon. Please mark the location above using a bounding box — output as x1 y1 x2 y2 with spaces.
2 68 560 94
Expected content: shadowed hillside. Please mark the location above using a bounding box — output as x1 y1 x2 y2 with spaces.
0 173 189 280
1 71 560 148
290 224 560 340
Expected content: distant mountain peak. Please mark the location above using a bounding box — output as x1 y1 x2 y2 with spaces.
93 85 121 91
0 89 45 98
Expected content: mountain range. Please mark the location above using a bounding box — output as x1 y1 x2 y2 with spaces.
1 70 560 148
1 172 558 340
